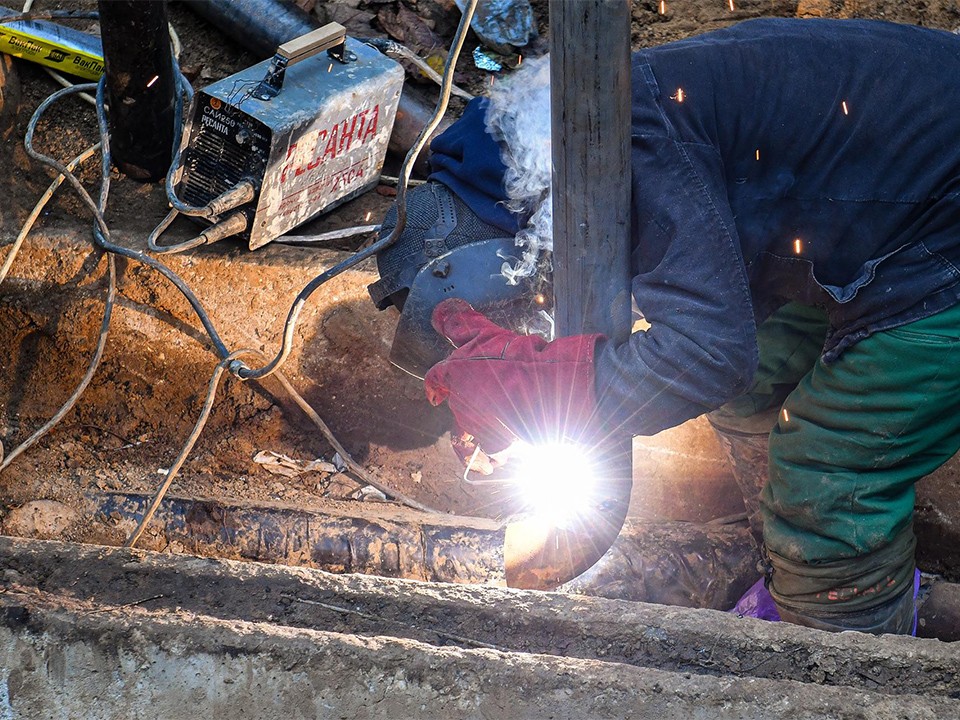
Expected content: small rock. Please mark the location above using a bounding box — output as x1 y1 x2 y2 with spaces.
353 485 388 502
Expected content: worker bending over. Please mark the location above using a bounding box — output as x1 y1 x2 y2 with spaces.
369 18 960 634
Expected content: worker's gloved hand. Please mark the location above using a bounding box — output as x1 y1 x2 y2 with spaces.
424 298 603 454
450 430 513 475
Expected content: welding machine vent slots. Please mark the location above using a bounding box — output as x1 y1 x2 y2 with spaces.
174 23 404 249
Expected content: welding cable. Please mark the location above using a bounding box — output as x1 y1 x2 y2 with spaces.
362 37 475 101
38 68 96 106
123 353 234 548
0 125 117 471
232 0 480 382
274 223 381 246
91 79 230 358
0 143 100 285
23 79 436 519
23 80 231 360
24 81 231 358
123 346 439 549
378 175 427 188
266 359 439 514
147 206 250 254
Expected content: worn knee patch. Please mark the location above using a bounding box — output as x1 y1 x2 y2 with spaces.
766 525 916 615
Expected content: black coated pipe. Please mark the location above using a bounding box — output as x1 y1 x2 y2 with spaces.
181 0 316 58
98 0 176 182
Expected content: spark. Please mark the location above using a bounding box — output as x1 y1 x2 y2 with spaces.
534 293 546 305
517 55 523 66
659 0 666 14
841 100 849 115
755 148 760 161
146 75 159 88
328 63 333 73
672 87 684 102
364 211 372 222
782 408 790 423
794 238 803 254
728 0 735 10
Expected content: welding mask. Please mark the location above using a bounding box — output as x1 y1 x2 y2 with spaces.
368 182 548 379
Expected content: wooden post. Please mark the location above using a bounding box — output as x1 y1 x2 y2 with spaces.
550 0 632 341
542 0 633 584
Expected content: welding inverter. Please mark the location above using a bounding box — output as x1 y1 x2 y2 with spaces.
172 23 404 249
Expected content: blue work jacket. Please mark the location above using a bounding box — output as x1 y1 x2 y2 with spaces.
429 18 960 437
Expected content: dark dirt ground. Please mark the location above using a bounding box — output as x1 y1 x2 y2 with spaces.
1 0 960 561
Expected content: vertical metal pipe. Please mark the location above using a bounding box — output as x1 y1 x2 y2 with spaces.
504 0 634 591
98 0 176 182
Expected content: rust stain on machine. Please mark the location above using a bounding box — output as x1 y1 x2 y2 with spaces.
174 23 404 249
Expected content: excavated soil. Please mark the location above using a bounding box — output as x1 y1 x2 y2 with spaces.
1 0 960 579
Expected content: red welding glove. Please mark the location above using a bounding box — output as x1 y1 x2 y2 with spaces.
424 298 604 455
449 429 509 475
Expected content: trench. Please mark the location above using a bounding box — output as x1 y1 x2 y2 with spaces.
0 227 959 643
2 2 960 714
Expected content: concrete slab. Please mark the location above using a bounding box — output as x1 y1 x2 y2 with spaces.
3 597 956 720
0 536 958 719
1 537 958 695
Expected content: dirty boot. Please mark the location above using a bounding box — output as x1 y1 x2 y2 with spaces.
706 406 780 548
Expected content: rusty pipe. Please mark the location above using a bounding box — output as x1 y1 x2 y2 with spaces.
96 492 508 584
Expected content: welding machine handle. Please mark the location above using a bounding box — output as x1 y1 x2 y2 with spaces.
255 22 352 100
277 22 347 66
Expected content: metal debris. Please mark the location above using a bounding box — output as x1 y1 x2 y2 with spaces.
454 0 537 53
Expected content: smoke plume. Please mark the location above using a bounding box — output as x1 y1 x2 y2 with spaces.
484 55 553 283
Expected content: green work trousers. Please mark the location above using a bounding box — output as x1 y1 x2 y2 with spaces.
729 301 960 619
